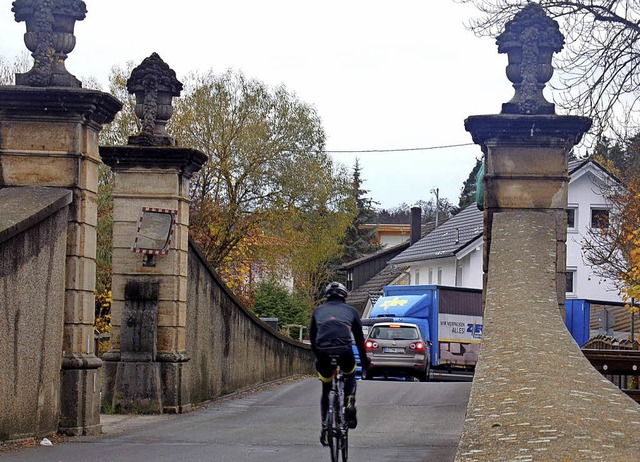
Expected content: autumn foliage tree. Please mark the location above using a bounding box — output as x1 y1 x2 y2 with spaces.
169 69 354 305
98 62 139 147
55 63 353 319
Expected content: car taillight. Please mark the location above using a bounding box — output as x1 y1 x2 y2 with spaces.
410 342 425 351
365 340 378 349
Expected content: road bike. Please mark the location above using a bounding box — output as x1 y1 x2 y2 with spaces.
325 357 349 461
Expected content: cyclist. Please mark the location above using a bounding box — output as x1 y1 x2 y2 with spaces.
310 281 370 446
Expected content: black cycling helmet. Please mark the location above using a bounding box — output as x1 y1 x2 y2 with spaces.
324 281 348 300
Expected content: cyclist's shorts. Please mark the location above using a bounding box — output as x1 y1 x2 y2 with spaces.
315 347 356 383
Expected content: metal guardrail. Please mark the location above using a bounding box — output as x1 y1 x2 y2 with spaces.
582 349 640 402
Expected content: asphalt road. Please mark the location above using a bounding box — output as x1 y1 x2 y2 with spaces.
1 377 471 462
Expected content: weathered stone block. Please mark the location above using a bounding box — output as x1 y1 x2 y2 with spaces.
62 323 95 355
76 190 98 227
159 361 191 414
0 154 78 187
487 145 567 176
176 227 189 250
156 327 173 352
120 281 159 362
64 289 96 324
59 367 102 436
157 300 180 327
66 222 97 260
65 255 96 292
177 199 190 225
156 325 186 352
79 159 100 193
0 120 78 152
485 178 567 209
112 362 163 413
114 170 181 196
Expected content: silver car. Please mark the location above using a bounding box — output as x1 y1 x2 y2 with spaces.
363 322 430 382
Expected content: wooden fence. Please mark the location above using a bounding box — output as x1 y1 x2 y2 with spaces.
582 336 640 402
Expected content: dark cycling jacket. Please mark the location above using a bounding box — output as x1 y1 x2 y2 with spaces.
309 298 367 360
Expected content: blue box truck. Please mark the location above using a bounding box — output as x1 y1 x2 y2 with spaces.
362 285 483 372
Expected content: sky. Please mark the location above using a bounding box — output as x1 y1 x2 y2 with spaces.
0 0 514 210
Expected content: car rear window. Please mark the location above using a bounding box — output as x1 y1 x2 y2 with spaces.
369 326 419 340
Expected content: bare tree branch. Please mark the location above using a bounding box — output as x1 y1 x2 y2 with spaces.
458 0 640 140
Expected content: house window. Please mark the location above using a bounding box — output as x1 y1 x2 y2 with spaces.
566 269 576 295
437 267 443 285
428 268 433 284
591 208 609 229
415 269 420 285
567 207 578 231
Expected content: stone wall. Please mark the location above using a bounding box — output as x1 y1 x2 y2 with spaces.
187 240 315 404
0 187 71 442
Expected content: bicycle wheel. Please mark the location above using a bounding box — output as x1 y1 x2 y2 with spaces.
341 427 348 461
327 391 339 462
335 392 348 461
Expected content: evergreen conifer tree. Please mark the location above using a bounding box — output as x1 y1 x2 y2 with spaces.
457 158 483 211
342 159 382 262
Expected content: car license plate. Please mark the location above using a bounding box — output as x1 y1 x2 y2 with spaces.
383 347 405 353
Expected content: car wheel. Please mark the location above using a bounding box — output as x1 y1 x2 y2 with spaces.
420 363 431 382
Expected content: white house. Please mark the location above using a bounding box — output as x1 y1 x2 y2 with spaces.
389 159 622 303
565 159 620 301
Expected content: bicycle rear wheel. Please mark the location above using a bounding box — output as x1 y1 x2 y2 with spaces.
327 391 339 462
340 427 348 461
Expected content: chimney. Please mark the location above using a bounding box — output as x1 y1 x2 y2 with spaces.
410 206 421 245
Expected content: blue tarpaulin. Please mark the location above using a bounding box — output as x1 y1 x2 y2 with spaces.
370 294 432 319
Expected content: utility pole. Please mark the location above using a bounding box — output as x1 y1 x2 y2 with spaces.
431 187 440 227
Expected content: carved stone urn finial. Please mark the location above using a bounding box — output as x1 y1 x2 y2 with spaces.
12 0 87 87
496 3 564 115
126 53 183 146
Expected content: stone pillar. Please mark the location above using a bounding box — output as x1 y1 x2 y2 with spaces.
100 54 207 414
3 0 122 436
0 87 121 436
464 4 591 313
466 116 590 311
453 7 640 460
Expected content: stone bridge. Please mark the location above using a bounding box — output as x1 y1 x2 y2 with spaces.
2 2 640 461
0 0 312 443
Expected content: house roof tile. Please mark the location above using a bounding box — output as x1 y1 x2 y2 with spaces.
339 241 410 270
389 204 483 265
345 264 408 315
